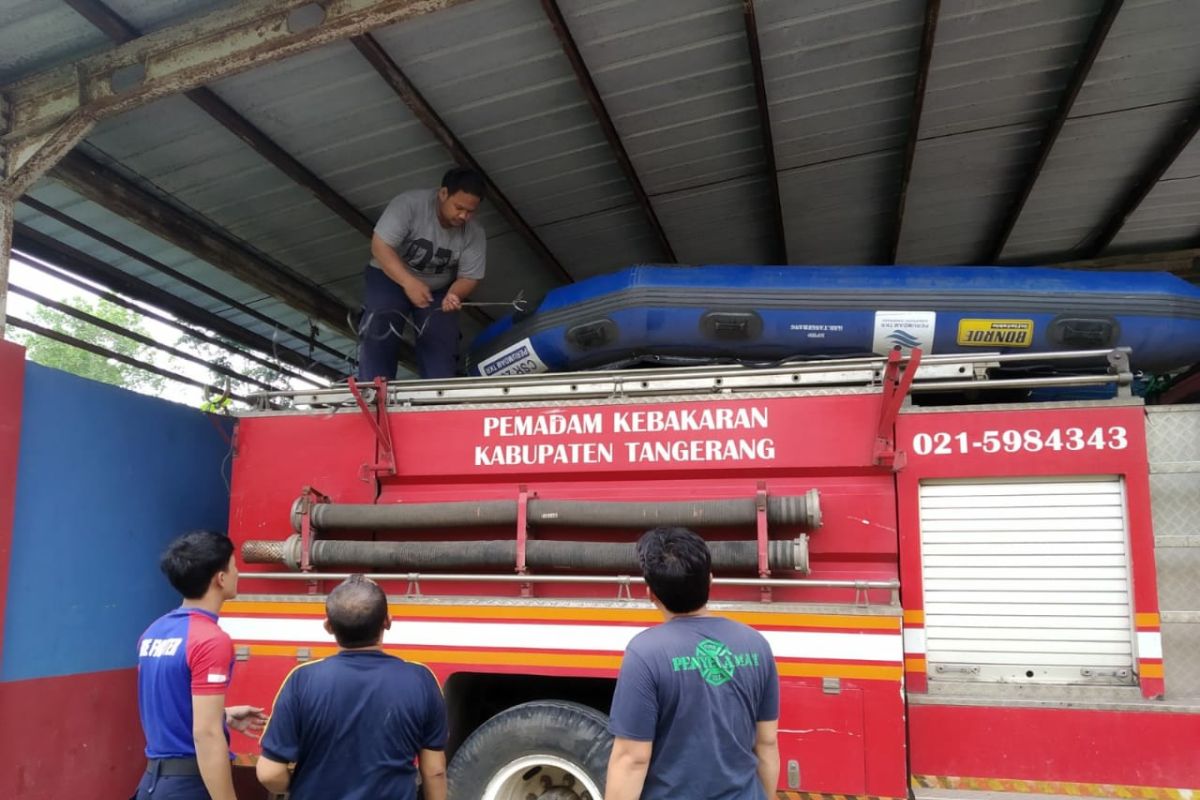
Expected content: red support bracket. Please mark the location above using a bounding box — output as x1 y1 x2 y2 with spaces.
347 376 397 481
756 482 771 603
516 485 532 598
873 347 922 469
296 486 330 591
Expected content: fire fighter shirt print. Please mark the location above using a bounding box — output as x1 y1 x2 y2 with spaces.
369 189 487 292
609 615 780 800
137 607 234 758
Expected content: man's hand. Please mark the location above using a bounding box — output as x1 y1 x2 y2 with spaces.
225 705 268 735
403 279 433 309
441 292 463 313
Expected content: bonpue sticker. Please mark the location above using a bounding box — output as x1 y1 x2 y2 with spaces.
872 311 935 355
957 318 1033 347
477 337 549 377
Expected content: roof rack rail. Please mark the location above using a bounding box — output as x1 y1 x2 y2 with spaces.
246 348 1133 412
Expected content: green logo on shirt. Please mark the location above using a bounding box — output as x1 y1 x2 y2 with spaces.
671 638 760 686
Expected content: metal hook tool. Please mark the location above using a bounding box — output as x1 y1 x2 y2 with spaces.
458 290 528 313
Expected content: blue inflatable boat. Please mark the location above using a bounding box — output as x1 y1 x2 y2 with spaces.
467 265 1200 377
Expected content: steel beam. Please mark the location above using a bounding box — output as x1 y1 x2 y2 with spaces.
1 113 95 199
51 150 357 341
982 0 1125 263
350 33 572 285
740 0 786 265
1050 247 1200 273
6 281 276 392
540 0 676 263
63 0 378 239
1 0 477 147
60 0 139 42
0 195 11 336
1080 100 1200 258
890 0 941 265
18 196 350 363
15 255 320 387
11 222 349 380
5 314 249 403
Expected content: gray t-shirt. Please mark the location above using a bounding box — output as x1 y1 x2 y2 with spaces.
608 615 780 800
369 189 486 291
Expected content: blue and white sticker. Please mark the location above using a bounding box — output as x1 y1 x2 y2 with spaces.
872 311 935 355
478 337 549 377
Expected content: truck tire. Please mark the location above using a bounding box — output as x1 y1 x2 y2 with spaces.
447 700 612 800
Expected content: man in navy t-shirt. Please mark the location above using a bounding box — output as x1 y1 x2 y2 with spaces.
136 530 267 800
605 527 780 800
257 575 448 800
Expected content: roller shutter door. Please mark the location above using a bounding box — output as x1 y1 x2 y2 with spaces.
920 477 1135 684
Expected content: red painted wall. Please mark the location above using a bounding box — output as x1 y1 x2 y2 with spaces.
0 669 143 798
0 340 25 668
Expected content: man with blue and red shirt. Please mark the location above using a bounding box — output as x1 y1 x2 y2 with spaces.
135 530 267 799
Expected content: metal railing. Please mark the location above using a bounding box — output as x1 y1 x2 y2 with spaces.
245 348 1133 411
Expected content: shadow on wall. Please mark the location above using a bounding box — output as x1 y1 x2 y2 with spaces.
0 346 234 799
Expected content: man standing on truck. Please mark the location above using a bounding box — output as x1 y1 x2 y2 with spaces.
256 574 449 800
604 527 781 800
135 529 267 800
357 167 488 380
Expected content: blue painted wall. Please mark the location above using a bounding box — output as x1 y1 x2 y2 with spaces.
1 364 232 681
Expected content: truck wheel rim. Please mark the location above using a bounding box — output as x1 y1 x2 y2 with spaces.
480 753 602 800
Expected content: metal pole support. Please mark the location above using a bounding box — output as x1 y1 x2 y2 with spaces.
517 485 533 598
0 195 11 337
756 482 771 603
347 376 397 480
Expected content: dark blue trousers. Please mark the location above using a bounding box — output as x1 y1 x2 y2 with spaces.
134 768 209 799
356 266 461 380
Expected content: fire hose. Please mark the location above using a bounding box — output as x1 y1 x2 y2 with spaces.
243 535 809 574
291 489 822 532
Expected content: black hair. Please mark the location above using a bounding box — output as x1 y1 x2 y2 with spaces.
441 166 486 200
326 574 388 648
636 527 712 614
160 530 235 600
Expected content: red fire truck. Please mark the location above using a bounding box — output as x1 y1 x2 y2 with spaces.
223 348 1199 799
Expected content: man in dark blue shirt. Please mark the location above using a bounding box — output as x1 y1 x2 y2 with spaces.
256 575 448 800
605 527 780 800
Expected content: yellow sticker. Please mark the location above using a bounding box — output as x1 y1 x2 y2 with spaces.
957 319 1034 347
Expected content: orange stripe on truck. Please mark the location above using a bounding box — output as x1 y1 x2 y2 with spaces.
242 644 901 681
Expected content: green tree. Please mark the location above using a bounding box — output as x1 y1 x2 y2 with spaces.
10 296 167 394
180 334 294 403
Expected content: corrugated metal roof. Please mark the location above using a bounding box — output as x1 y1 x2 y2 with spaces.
0 0 232 83
757 0 925 264
369 0 662 278
1002 0 1200 260
558 0 775 264
81 92 368 291
0 1 109 83
897 0 1102 265
1109 134 1200 251
103 0 232 32
5 0 1200 386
